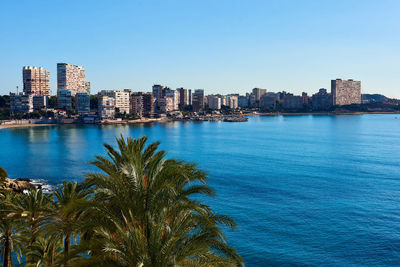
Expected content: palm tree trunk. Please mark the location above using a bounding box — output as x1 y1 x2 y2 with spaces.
64 234 70 257
3 231 10 267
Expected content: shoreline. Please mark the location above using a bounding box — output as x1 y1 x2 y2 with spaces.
248 111 400 116
0 123 58 130
0 118 167 130
1 112 399 130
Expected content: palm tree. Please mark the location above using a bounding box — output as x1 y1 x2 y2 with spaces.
0 193 24 267
7 188 54 264
49 181 88 264
76 135 243 266
24 235 61 267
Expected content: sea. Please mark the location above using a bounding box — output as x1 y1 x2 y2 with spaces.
1 114 400 266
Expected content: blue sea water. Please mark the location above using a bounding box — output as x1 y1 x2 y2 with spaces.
1 114 400 266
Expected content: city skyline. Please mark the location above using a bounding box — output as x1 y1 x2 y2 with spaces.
1 0 400 97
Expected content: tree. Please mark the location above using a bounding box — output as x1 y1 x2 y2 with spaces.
76 135 243 266
9 189 54 264
49 181 88 263
0 193 24 267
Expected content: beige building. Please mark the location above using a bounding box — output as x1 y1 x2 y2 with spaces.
23 66 50 96
57 63 88 96
331 79 361 106
114 90 130 114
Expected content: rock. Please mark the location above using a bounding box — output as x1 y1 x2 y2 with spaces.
1 177 35 193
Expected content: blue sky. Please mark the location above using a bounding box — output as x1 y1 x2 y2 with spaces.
1 0 399 97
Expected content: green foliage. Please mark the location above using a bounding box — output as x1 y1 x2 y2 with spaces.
0 135 243 266
48 96 57 109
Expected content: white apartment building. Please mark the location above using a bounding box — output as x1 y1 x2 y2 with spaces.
114 91 130 114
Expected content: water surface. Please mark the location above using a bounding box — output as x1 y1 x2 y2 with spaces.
1 115 400 266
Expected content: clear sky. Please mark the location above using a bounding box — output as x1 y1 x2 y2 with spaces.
0 0 399 97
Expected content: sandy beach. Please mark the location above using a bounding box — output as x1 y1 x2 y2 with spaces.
0 123 57 130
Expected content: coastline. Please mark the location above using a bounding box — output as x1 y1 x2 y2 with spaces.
1 112 399 130
247 111 400 116
0 118 167 130
0 123 57 130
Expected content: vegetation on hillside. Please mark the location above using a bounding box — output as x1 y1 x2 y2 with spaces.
0 136 243 267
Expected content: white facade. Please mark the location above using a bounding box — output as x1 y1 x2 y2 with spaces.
208 96 221 110
114 91 130 114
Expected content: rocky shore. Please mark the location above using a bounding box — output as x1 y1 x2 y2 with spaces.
1 178 36 193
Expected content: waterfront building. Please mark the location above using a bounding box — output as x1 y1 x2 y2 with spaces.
98 96 115 119
177 87 189 107
165 89 179 110
283 94 303 110
114 91 130 114
75 93 90 114
142 93 154 118
188 89 192 105
331 79 361 106
10 93 33 113
208 95 221 110
238 96 249 108
152 84 164 100
260 94 277 110
312 88 332 111
131 93 143 118
23 66 50 96
192 89 205 112
220 95 227 106
32 95 48 111
252 88 267 107
57 63 88 96
249 93 257 107
227 95 239 109
302 92 310 105
57 89 72 110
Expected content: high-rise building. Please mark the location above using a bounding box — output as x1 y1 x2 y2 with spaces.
57 89 72 110
177 87 189 107
57 63 88 96
75 93 90 114
188 89 192 105
252 88 267 102
192 89 205 112
165 89 179 110
23 66 50 96
152 84 164 100
238 96 249 108
208 96 221 110
98 96 115 119
331 79 361 106
227 95 239 109
142 93 154 118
